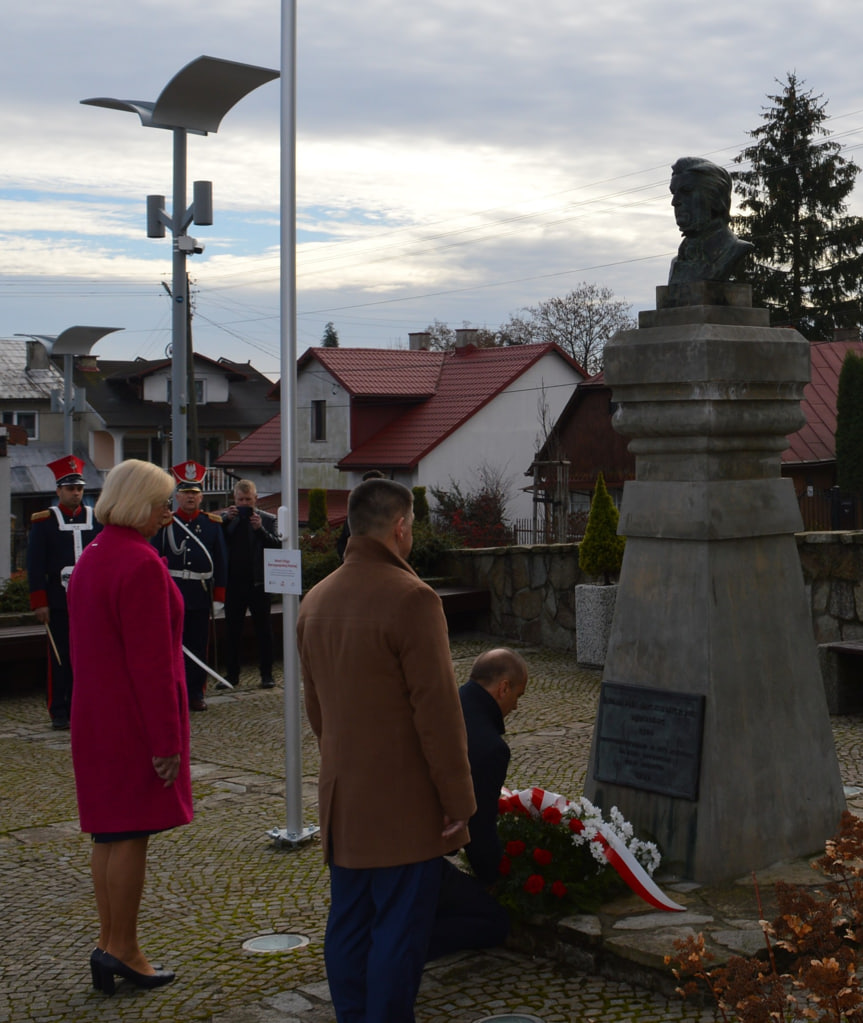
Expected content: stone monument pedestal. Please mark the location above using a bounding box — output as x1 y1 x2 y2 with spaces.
583 283 845 884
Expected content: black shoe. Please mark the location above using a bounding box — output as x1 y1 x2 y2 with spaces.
189 698 208 712
93 950 175 995
90 948 104 991
260 677 275 689
51 716 70 730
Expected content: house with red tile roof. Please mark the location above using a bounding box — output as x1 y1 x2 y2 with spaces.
216 333 587 523
782 335 863 528
528 335 863 535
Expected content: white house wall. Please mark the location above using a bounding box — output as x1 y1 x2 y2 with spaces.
419 354 581 522
142 366 230 404
296 366 350 490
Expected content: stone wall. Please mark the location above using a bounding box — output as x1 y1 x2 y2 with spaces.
443 531 863 651
798 532 863 643
441 544 585 650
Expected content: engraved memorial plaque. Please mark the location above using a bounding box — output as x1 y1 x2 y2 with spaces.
594 682 705 800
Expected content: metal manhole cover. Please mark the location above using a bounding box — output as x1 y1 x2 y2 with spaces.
474 1016 545 1023
242 933 310 953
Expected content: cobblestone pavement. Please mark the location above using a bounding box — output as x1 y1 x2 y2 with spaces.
10 633 852 1022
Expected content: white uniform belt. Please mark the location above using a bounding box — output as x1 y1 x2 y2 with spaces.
169 569 212 581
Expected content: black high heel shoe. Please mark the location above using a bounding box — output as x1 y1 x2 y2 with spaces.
89 948 104 991
93 950 176 995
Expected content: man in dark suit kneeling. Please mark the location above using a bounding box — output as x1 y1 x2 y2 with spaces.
428 647 529 960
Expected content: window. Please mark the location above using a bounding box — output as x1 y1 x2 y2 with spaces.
311 400 327 442
165 378 206 404
2 410 38 439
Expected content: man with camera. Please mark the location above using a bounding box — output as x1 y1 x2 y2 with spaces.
220 479 281 689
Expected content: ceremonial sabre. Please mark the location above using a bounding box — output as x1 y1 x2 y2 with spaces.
181 645 234 689
44 622 62 665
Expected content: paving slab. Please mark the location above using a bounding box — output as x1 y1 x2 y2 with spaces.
2 637 856 1022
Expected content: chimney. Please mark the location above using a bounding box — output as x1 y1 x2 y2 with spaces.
26 340 50 371
454 328 479 350
408 332 431 351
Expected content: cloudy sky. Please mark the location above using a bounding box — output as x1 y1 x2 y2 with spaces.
3 0 863 375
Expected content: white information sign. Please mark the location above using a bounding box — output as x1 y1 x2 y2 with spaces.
264 548 303 595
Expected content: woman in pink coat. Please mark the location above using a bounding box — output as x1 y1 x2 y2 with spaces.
67 459 193 996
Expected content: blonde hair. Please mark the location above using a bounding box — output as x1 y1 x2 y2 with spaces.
234 478 257 499
95 460 174 529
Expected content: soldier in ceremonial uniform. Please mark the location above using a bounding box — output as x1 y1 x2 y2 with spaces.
152 461 227 712
26 455 101 729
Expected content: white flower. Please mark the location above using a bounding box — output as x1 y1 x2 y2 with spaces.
609 806 634 840
588 841 608 866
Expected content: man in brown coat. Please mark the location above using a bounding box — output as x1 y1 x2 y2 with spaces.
297 478 476 1023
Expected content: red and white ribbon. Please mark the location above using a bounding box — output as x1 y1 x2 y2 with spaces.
499 787 684 913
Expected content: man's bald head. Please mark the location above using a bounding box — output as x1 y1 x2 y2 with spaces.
469 647 528 718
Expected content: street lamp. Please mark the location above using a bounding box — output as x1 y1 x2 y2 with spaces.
81 56 279 466
15 326 123 453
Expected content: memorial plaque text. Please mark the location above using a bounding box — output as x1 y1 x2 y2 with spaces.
594 682 705 800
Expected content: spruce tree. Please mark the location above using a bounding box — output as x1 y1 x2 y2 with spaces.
578 472 625 584
731 73 863 340
836 351 863 497
321 322 340 347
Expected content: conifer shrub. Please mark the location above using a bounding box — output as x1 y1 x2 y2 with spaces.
307 488 328 532
578 472 625 584
412 485 430 522
836 351 863 497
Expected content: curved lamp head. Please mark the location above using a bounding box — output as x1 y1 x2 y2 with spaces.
82 55 279 135
15 326 123 357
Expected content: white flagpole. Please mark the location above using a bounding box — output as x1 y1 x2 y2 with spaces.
271 0 316 846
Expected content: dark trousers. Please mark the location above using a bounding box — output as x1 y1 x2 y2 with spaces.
326 857 442 1023
46 606 72 721
182 608 210 702
427 858 510 960
224 583 273 680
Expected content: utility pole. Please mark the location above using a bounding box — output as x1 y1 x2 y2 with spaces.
162 276 199 463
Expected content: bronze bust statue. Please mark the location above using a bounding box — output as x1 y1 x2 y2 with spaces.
668 157 754 285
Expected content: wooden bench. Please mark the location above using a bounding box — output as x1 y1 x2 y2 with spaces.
1 583 494 688
0 610 290 689
0 621 51 688
433 586 491 632
818 640 863 714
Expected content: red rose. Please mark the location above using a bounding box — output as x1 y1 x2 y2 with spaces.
541 806 562 825
498 855 511 876
505 840 526 857
569 817 584 833
524 874 545 895
551 880 567 899
533 847 553 867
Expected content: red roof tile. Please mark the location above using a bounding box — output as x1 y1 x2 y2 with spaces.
215 413 281 468
784 339 863 466
340 343 585 469
297 347 445 398
257 489 350 526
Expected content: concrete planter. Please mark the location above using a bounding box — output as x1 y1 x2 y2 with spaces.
575 583 617 667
